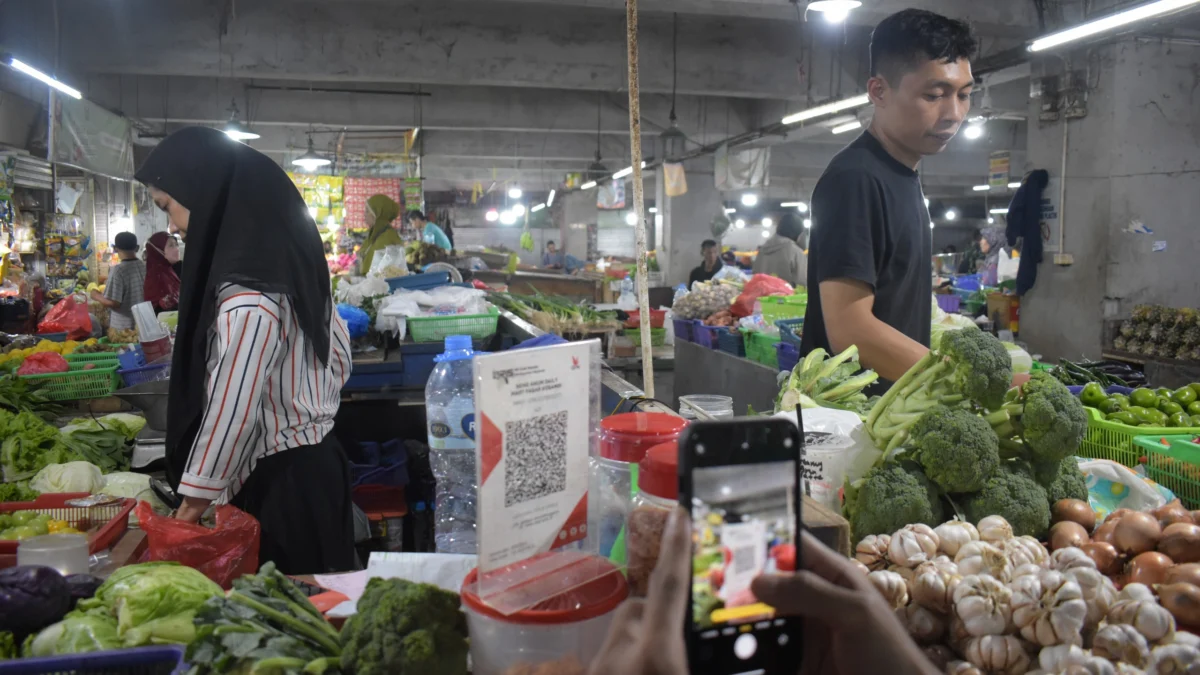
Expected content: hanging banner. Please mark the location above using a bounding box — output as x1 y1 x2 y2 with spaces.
343 177 402 231
403 178 423 210
51 95 135 179
714 144 770 191
663 163 688 197
989 151 1011 190
597 179 625 210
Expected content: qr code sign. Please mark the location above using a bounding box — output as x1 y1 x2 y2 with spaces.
504 411 568 507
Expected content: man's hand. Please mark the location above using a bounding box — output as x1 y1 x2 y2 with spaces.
173 496 211 524
819 278 928 382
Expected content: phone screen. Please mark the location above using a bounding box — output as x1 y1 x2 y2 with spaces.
680 418 802 674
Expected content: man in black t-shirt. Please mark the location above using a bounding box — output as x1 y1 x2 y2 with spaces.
801 9 977 385
687 239 724 288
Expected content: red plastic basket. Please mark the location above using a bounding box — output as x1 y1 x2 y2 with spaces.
0 493 136 559
351 485 408 521
625 309 667 329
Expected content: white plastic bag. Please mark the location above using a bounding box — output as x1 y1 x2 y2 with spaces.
997 248 1019 284
772 408 880 509
1078 458 1172 520
367 245 409 279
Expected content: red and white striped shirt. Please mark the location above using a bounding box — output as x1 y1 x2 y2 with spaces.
178 284 352 502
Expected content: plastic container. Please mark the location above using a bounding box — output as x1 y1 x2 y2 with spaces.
1133 435 1200 509
777 341 800 373
17 534 89 575
759 293 807 323
678 395 734 420
0 646 185 675
119 363 170 387
716 329 745 357
624 327 666 348
693 323 724 350
0 493 135 561
743 330 782 369
776 318 804 348
626 442 677 596
408 306 500 342
426 335 478 554
387 271 453 292
19 363 120 401
598 413 688 463
936 294 962 314
624 309 666 329
800 431 858 508
461 558 628 675
1078 406 1200 469
672 317 694 344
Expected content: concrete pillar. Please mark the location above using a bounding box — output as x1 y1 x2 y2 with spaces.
561 190 596 261
663 159 723 287
1018 40 1200 361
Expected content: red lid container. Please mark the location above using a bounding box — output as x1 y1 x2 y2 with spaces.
598 412 687 463
637 441 679 500
460 557 628 625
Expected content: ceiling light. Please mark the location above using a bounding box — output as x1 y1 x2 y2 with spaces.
546 189 556 206
485 209 499 222
1008 181 1021 189
581 181 597 191
988 217 995 224
762 217 774 228
803 219 812 229
724 207 737 214
531 203 546 213
508 186 523 199
806 1 863 23
762 230 771 238
944 209 959 221
831 120 863 135
221 99 259 141
649 207 657 213
780 202 808 214
963 123 985 140
972 185 991 192
8 58 82 99
511 203 526 217
741 194 758 207
734 218 746 229
291 136 331 171
499 211 517 225
626 212 639 226
781 93 870 125
1030 0 1200 52
613 166 633 180
990 208 1008 215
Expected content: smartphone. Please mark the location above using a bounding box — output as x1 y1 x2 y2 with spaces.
679 417 803 675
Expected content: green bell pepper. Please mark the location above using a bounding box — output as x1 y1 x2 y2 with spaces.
1172 387 1198 406
1111 393 1131 409
1192 414 1200 427
1137 407 1170 426
1160 400 1185 416
1097 398 1123 415
1080 382 1108 408
1188 401 1200 416
1107 411 1139 426
1130 388 1159 408
1190 383 1200 397
1169 412 1191 427
1156 387 1174 399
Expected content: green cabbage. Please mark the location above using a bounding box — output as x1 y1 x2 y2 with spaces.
59 413 146 441
76 562 223 646
30 461 104 494
25 612 121 656
100 473 168 524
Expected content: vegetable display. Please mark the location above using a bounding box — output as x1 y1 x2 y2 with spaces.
1049 359 1144 388
340 577 469 675
774 345 879 418
671 281 739 321
0 510 80 540
0 566 72 635
1116 304 1200 362
488 291 619 334
1078 382 1200 429
72 561 224 648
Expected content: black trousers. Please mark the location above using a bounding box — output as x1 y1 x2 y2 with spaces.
231 434 357 575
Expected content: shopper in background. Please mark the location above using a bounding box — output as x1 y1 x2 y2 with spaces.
752 212 808 287
143 231 181 313
802 9 976 384
134 126 355 575
977 226 1006 286
542 240 565 269
586 507 938 675
358 194 404 274
687 239 724 288
957 228 984 274
407 210 453 251
89 232 146 337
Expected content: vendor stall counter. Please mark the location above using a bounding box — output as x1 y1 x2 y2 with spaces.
673 339 780 416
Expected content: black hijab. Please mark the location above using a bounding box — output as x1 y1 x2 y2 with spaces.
134 127 332 489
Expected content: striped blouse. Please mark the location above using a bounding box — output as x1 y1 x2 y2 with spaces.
177 284 352 503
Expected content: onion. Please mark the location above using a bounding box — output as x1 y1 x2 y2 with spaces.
1113 512 1162 556
1052 499 1096 532
1049 522 1090 551
1158 582 1200 625
1159 523 1200 564
1093 519 1120 546
1126 551 1174 586
1107 508 1133 523
1165 562 1200 587
1081 541 1122 576
1153 499 1194 528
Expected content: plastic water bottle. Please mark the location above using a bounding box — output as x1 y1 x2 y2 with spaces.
425 335 478 554
673 283 688 303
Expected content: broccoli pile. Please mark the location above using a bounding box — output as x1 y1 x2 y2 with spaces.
340 578 468 675
847 327 1091 543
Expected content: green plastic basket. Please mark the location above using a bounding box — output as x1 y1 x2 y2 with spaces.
407 307 500 342
20 363 120 401
625 328 665 347
743 330 781 369
759 294 808 323
1133 435 1200 508
65 352 121 366
1078 407 1200 469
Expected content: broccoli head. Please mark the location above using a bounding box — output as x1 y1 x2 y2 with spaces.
340 578 468 675
988 372 1087 464
1041 456 1089 505
963 464 1052 538
846 462 944 544
907 406 1000 494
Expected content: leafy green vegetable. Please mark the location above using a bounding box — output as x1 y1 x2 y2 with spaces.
0 375 61 421
24 611 121 657
30 461 105 494
340 577 468 675
61 429 129 473
76 561 223 646
0 630 14 659
904 406 1000 494
0 481 38 503
963 464 1052 538
775 345 879 418
0 410 83 482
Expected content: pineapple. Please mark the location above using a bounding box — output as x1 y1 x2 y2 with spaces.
1135 323 1152 340
1132 304 1154 322
1144 343 1162 359
1149 323 1166 343
1114 335 1128 351
1150 305 1173 325
1188 345 1200 362
1185 325 1200 346
1127 339 1145 354
1174 307 1198 328
1167 324 1186 347
1176 345 1193 361
1120 320 1137 338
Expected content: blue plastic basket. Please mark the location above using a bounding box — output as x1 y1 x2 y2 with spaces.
119 363 170 387
775 318 804 348
777 342 800 373
693 322 724 350
716 328 745 357
672 318 694 344
351 459 409 488
0 646 185 675
386 271 453 293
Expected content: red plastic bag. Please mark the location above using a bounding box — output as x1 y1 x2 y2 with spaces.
17 352 69 376
38 295 92 340
136 501 261 588
730 274 794 317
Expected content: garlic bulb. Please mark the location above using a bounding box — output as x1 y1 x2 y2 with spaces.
913 564 962 614
1003 536 1050 568
1014 563 1046 580
889 524 940 567
1036 644 1089 672
896 603 947 644
1092 624 1150 667
1064 567 1117 630
919 555 961 577
1066 657 1119 675
1107 583 1176 643
1010 570 1087 647
964 635 1031 675
1168 631 1200 649
936 520 981 558
947 660 986 675
978 515 1015 544
948 613 972 653
1050 547 1098 573
868 569 910 610
923 644 956 670
888 564 918 588
954 574 1015 637
1114 664 1147 675
856 534 891 571
850 559 871 575
957 541 1015 582
1145 643 1200 674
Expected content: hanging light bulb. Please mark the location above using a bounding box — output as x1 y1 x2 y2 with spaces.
485 209 499 223
511 203 526 217
222 99 260 141
741 193 758 207
625 212 638 226
499 211 517 225
761 217 774 228
291 135 331 171
508 186 523 199
734 218 746 229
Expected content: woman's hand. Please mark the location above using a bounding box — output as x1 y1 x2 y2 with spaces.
173 496 212 524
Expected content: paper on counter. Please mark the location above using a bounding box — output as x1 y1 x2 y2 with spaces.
321 552 477 618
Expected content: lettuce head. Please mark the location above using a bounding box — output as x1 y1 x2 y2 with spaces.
77 562 223 646
26 611 120 656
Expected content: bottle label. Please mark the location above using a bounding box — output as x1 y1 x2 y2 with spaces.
430 422 452 439
462 413 476 439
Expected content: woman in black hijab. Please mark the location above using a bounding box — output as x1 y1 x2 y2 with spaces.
135 127 356 574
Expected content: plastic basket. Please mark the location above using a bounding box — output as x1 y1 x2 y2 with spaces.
672 318 694 344
0 646 186 675
65 352 121 366
936 294 961 314
693 323 724 350
743 330 781 369
19 363 120 401
717 329 745 357
119 363 170 386
352 485 409 520
386 271 452 292
0 493 136 558
35 332 67 343
759 294 808 323
624 309 666 329
777 341 800 373
625 328 666 348
1078 407 1200 469
954 274 982 291
1133 435 1200 509
775 318 804 348
407 306 500 342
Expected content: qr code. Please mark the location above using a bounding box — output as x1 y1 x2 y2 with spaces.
504 410 568 507
731 546 758 575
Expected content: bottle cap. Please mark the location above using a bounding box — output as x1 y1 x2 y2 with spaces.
435 335 474 363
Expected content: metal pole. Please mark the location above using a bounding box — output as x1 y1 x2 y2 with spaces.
1058 119 1069 254
625 0 654 398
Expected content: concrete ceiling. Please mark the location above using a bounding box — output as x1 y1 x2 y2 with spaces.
0 0 1038 197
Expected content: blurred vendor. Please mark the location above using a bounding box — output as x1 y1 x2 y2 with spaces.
687 239 723 288
90 232 146 335
407 210 453 251
542 240 565 269
359 195 403 274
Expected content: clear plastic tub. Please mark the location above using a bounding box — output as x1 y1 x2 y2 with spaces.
461 558 629 675
625 441 678 597
678 394 734 420
18 534 88 575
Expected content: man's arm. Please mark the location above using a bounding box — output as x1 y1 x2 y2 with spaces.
89 291 119 309
820 278 928 382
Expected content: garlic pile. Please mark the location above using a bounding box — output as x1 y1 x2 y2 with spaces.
857 516 1200 674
